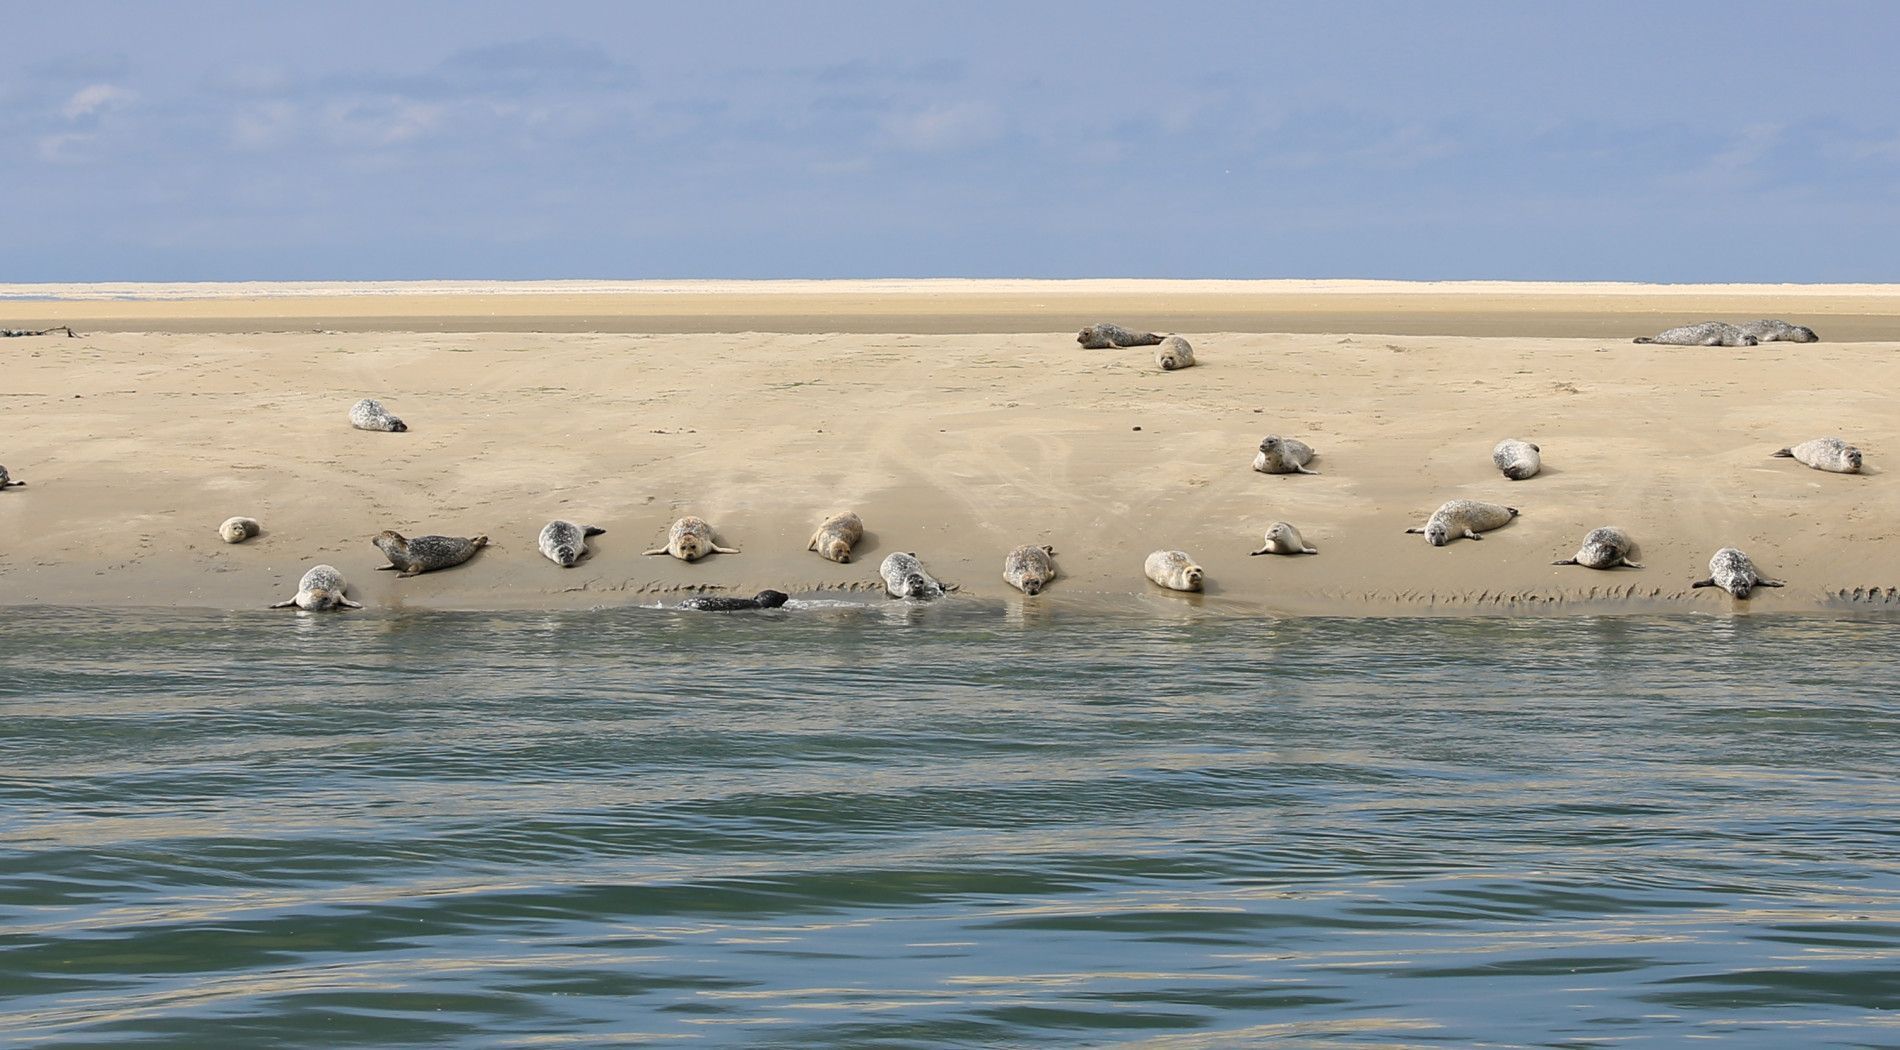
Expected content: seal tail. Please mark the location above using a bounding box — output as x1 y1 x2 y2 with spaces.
584 526 606 537
1770 448 1794 458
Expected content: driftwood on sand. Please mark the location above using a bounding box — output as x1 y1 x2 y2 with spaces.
2 325 78 338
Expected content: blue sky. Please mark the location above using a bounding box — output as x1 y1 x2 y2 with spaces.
4 1 1896 281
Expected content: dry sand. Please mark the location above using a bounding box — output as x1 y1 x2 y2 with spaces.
2 280 1897 615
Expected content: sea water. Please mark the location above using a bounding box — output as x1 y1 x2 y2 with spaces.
2 604 1896 1047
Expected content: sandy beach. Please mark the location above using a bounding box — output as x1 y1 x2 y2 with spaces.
3 279 1897 615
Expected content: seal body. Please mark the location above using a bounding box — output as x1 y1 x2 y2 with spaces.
1632 322 1758 347
1250 521 1317 555
1553 526 1642 569
539 520 606 567
373 530 488 576
807 511 864 564
1003 544 1057 595
0 464 22 489
643 516 740 561
349 398 408 432
1076 323 1164 349
1252 436 1318 475
1144 550 1205 592
678 589 789 612
1740 319 1819 343
1772 437 1862 474
1492 438 1542 480
1692 547 1784 599
879 552 946 600
1154 335 1196 371
219 516 261 544
1406 499 1519 546
269 564 363 611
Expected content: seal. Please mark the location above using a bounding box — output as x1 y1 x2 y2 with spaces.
372 530 488 576
538 519 606 567
1553 526 1642 569
349 398 408 432
1144 549 1205 592
269 564 363 611
219 516 261 544
879 552 946 600
807 511 865 564
643 516 740 561
1771 437 1862 474
1632 322 1758 347
1003 544 1058 595
1154 335 1196 371
678 589 790 612
1076 323 1165 349
1493 438 1542 481
1692 547 1784 599
1250 521 1317 555
1740 319 1819 343
0 464 23 489
1252 435 1319 475
1406 499 1519 546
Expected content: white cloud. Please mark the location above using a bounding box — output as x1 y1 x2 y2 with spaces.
60 83 135 120
882 102 1000 153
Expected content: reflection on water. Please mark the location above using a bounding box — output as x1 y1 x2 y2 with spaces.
1 606 1897 1046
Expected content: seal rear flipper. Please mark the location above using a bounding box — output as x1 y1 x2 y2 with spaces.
642 547 668 556
584 526 606 537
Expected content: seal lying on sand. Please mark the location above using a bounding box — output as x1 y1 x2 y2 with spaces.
1553 526 1642 569
1740 319 1819 343
1076 323 1165 349
0 464 22 489
1632 322 1758 347
1772 437 1862 474
219 516 261 543
538 520 606 567
269 564 363 611
349 398 408 432
879 552 946 600
1155 336 1196 371
1406 499 1519 546
808 511 864 563
644 516 739 561
1692 547 1784 598
678 590 789 611
1250 522 1317 555
373 530 488 576
1003 544 1058 595
1252 436 1318 475
1144 550 1205 592
1493 439 1542 480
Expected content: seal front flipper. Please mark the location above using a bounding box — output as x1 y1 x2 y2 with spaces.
1620 560 1644 569
584 526 605 537
1691 578 1716 589
400 566 423 578
1758 578 1786 588
374 564 398 571
1771 448 1795 458
338 597 365 609
712 544 741 555
1552 557 1578 565
268 598 297 608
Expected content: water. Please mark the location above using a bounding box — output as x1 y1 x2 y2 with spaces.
2 604 1897 1047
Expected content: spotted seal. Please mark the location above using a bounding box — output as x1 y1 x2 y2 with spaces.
1740 319 1819 343
269 564 363 611
807 511 864 564
1772 437 1862 474
373 530 488 576
678 589 790 611
643 516 740 561
1076 323 1165 349
1252 435 1319 475
879 552 946 600
1553 526 1642 569
1144 549 1205 592
1632 322 1758 347
0 464 23 489
1250 521 1317 555
219 516 261 544
1692 547 1784 599
1154 335 1196 371
349 398 408 432
1003 544 1058 595
1492 438 1542 481
1406 499 1519 546
538 519 606 567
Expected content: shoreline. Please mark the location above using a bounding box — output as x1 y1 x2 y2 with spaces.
3 283 1896 617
